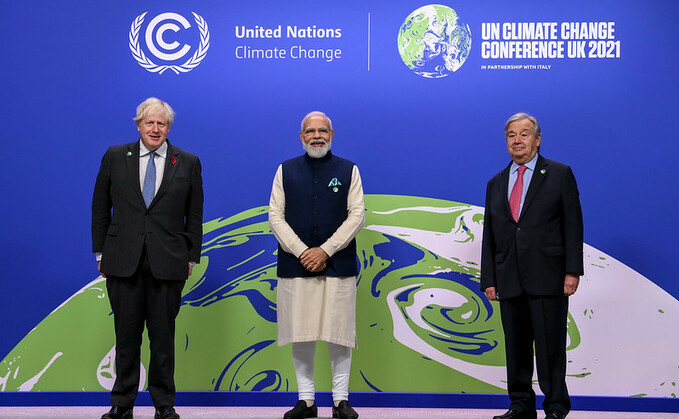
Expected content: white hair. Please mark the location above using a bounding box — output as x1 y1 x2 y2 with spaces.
300 111 333 131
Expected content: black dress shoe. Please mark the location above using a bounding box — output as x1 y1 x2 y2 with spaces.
154 405 180 419
101 406 133 419
332 400 358 419
545 411 567 419
283 400 318 419
493 409 537 419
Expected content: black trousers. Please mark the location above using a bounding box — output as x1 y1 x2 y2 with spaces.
499 293 570 415
106 248 185 408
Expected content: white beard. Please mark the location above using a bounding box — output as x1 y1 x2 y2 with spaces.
303 138 332 158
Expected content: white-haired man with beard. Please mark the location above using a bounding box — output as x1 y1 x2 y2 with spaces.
268 111 365 419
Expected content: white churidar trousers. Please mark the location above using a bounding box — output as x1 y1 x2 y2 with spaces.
292 341 353 403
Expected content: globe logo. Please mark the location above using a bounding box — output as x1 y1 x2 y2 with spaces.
398 4 472 78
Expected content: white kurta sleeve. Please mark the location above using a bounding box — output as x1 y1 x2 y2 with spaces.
319 165 366 257
268 164 309 258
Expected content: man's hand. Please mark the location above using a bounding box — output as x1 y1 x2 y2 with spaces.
484 286 498 301
98 261 106 278
564 273 580 296
188 263 193 277
300 247 329 273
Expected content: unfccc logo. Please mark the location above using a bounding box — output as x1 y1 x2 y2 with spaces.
129 12 210 74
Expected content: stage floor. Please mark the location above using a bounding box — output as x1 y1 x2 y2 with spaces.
0 406 677 419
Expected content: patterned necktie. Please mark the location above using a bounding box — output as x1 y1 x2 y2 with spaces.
142 151 156 207
509 165 527 222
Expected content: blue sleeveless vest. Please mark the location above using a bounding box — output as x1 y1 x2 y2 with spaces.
277 151 359 278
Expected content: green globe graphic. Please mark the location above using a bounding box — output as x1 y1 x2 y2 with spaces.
398 4 472 78
2 195 678 397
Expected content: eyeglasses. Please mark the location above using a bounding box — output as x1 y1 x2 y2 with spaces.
302 127 331 136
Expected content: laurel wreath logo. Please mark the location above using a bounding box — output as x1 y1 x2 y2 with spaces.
129 12 210 74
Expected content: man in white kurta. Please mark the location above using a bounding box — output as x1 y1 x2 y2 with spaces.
269 111 364 419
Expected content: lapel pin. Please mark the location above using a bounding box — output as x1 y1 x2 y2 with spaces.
540 169 546 174
171 156 177 165
126 151 132 157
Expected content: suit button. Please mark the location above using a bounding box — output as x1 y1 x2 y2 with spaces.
313 211 318 215
313 195 318 200
516 227 521 232
314 180 319 184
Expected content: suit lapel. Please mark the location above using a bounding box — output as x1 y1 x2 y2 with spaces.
150 141 179 207
125 142 145 205
500 162 513 221
519 155 547 221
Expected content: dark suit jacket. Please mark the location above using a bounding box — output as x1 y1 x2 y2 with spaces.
92 140 203 280
481 155 583 299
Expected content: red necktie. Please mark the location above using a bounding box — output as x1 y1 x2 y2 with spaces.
509 165 527 222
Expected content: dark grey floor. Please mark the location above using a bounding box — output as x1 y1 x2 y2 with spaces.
0 407 677 419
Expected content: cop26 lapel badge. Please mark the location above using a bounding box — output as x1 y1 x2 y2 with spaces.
328 178 341 192
541 169 547 174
